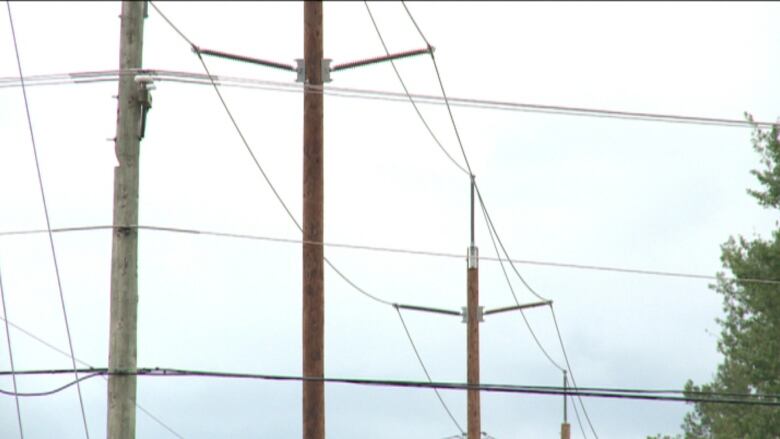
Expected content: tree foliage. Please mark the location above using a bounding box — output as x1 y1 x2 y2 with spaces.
682 116 780 438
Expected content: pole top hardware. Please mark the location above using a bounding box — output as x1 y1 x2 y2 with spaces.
295 59 332 84
461 306 484 323
467 246 478 269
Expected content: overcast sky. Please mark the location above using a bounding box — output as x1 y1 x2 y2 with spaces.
1 2 779 438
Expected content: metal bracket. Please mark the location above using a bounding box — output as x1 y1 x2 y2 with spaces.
461 306 484 323
295 59 333 83
136 78 154 139
467 246 478 269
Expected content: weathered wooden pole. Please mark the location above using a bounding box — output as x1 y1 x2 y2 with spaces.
108 2 147 439
467 176 481 439
302 1 325 439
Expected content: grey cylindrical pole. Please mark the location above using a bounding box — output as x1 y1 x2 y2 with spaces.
108 2 145 439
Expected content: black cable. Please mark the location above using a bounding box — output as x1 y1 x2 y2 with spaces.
0 373 103 397
7 367 780 407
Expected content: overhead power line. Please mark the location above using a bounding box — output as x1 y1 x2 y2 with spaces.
5 367 780 407
0 315 185 438
5 3 90 438
395 307 465 435
0 68 776 130
3 224 777 288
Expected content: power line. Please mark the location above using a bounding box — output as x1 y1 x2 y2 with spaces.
474 185 598 438
3 224 778 288
1 68 777 130
394 2 600 433
0 315 185 438
6 367 780 407
151 2 394 309
0 258 23 438
395 307 465 435
478 189 565 372
5 3 90 437
363 1 469 176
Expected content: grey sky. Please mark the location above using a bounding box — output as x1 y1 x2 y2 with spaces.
1 2 779 438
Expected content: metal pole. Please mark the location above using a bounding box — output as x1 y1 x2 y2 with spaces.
302 2 325 439
467 177 481 439
108 2 146 439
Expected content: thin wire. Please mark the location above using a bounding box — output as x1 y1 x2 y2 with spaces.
478 188 588 438
400 2 473 177
5 3 90 437
474 185 550 302
2 68 778 130
0 373 103 397
400 2 432 48
150 2 394 309
148 2 196 48
550 305 598 438
4 224 779 287
479 195 564 372
0 316 185 438
395 307 465 435
0 259 23 438
363 1 469 176
476 185 598 437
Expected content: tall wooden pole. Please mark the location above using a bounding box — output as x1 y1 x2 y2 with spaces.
302 2 325 439
108 2 146 439
561 371 571 439
467 177 481 439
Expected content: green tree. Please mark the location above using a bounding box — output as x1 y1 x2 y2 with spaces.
682 116 780 438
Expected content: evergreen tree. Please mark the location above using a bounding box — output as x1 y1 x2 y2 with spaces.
682 116 780 438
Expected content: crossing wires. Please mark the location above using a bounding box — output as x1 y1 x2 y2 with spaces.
5 3 90 438
384 1 601 436
149 2 466 435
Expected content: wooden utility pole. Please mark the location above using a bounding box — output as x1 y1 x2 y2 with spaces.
108 2 147 439
467 177 481 439
561 371 571 439
302 2 325 439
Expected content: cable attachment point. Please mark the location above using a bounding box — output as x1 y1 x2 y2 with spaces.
296 59 333 83
461 306 484 323
467 245 478 269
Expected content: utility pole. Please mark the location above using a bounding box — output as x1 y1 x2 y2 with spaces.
302 2 325 439
466 176 481 439
561 371 571 439
108 2 148 439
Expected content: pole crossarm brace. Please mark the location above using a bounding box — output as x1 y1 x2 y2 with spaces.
483 300 552 316
394 303 461 317
393 299 552 319
193 45 432 77
331 46 433 72
194 46 297 72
